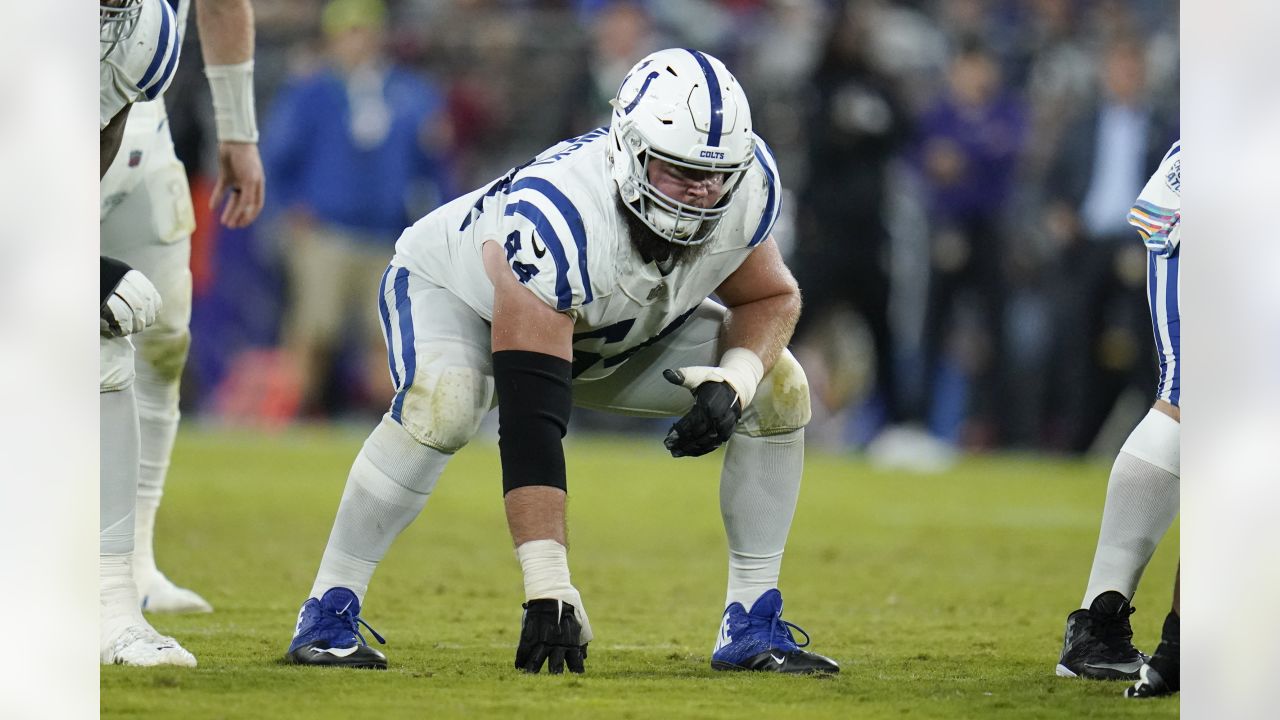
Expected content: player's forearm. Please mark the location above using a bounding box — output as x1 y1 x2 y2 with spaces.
195 0 255 65
196 0 259 144
720 289 802 371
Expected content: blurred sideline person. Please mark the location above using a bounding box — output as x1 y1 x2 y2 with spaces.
911 40 1026 447
791 1 911 440
262 0 451 418
100 0 195 666
1057 141 1180 686
1043 41 1176 452
101 0 265 615
284 48 839 676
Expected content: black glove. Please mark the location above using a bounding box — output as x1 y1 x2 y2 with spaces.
515 599 588 674
662 369 742 458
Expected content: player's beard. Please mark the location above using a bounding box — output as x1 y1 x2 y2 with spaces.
616 196 713 270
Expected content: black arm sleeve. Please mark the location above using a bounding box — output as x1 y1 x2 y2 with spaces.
101 255 132 306
493 350 573 496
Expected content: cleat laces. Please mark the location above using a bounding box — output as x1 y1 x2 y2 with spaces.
316 603 386 646
751 612 811 652
1095 605 1137 655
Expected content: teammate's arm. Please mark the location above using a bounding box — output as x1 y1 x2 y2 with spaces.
481 239 590 674
194 0 265 228
663 236 802 457
100 104 133 179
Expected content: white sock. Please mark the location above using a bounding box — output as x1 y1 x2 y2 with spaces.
132 371 181 588
1083 410 1180 607
101 554 145 643
310 416 450 603
719 429 804 609
101 387 140 556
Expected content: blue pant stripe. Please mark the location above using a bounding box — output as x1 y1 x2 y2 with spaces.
1165 254 1181 406
1147 253 1168 399
377 265 400 391
390 268 417 423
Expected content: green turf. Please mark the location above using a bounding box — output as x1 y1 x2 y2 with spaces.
102 426 1179 719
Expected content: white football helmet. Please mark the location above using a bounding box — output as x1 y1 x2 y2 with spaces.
608 48 755 245
101 0 144 61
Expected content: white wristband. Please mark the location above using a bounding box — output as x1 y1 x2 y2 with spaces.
204 60 259 143
718 347 765 409
515 539 594 642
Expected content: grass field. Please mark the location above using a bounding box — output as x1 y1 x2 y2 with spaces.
101 426 1179 719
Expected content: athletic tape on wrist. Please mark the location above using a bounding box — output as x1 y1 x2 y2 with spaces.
516 539 572 600
515 539 594 642
204 60 259 143
718 347 765 409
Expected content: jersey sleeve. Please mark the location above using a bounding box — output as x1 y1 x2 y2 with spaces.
99 0 182 129
1127 141 1181 256
745 133 783 248
498 176 597 315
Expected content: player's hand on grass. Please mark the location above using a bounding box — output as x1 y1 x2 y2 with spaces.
662 369 742 458
516 599 588 674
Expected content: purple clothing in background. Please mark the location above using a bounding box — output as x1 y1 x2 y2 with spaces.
914 93 1027 222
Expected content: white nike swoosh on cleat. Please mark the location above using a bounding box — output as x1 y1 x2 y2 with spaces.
310 646 360 657
1084 660 1143 672
770 653 786 665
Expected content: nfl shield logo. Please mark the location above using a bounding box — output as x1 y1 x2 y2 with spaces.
128 150 143 167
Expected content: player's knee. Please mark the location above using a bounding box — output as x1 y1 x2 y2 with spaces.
134 326 191 385
740 350 812 436
100 336 135 393
396 366 494 453
134 268 192 384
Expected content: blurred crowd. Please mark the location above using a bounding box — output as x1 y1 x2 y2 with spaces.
164 0 1179 458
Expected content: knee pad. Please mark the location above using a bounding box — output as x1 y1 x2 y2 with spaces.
395 365 494 452
1119 408 1180 476
739 350 812 436
101 336 136 393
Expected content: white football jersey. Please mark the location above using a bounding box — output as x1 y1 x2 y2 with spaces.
100 0 182 130
1128 140 1180 256
394 128 783 381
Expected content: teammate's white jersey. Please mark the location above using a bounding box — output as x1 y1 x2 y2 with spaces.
100 0 182 130
102 0 191 216
393 128 783 381
1128 140 1180 256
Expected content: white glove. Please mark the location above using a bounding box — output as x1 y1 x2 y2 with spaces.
665 347 765 409
101 269 162 337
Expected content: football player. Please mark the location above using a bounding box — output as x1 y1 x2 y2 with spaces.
1057 141 1181 687
284 48 839 675
100 0 264 615
100 0 195 666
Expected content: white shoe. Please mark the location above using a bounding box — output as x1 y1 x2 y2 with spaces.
101 623 197 667
866 424 958 473
140 571 213 614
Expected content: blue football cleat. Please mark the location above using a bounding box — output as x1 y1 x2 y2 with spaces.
711 589 839 674
285 587 388 669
